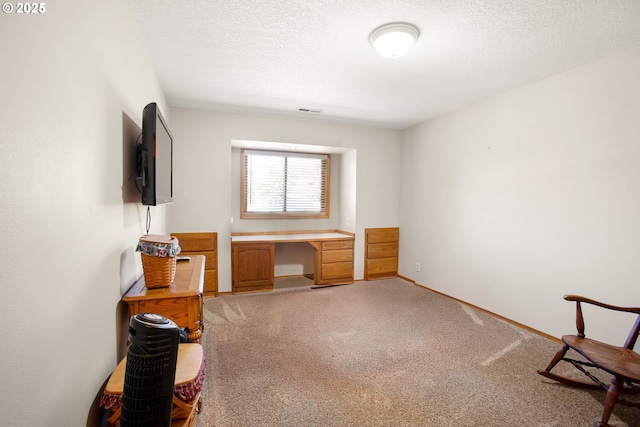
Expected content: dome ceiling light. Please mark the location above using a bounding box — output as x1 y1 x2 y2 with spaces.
369 22 420 58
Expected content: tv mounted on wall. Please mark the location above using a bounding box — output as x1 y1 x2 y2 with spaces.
138 102 173 206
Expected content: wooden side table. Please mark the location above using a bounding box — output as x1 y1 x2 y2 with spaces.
123 255 205 342
100 343 205 427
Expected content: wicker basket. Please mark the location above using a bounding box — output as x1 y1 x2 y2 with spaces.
136 235 181 289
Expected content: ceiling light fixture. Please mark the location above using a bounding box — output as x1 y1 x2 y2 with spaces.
369 22 420 58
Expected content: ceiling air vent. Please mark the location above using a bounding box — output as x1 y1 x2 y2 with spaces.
297 107 324 114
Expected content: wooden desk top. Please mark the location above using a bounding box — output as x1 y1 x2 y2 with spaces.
124 255 205 301
231 230 354 244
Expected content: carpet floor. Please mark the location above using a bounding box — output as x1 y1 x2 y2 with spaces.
196 278 640 426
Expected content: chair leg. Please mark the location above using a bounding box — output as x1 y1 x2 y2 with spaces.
594 375 623 427
542 344 569 373
106 408 121 427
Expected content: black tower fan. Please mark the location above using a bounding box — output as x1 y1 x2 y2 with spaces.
120 313 180 427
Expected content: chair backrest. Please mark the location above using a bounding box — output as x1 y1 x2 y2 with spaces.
624 315 640 350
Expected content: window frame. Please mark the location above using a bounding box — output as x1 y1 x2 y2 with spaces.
240 148 331 219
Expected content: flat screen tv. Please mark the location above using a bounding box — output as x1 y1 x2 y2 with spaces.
139 102 173 206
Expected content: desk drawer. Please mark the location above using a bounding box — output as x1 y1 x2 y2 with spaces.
366 228 399 244
366 258 398 278
322 249 353 263
322 240 353 250
173 232 217 252
321 262 353 280
138 297 189 327
367 242 398 259
182 250 217 270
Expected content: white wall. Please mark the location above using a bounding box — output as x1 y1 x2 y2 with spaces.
167 108 402 291
0 1 169 425
339 149 358 232
399 45 640 343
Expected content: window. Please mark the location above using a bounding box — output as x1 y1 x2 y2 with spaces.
241 149 330 219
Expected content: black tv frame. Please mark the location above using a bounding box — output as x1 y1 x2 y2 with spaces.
138 102 173 206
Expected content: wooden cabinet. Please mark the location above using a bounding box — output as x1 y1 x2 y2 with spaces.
232 243 275 292
172 232 218 297
365 227 399 280
313 240 354 285
123 255 205 342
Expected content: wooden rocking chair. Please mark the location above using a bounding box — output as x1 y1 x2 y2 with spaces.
538 295 640 427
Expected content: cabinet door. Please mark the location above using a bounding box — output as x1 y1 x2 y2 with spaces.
232 243 275 292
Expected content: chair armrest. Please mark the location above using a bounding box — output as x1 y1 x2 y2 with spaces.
564 295 640 348
564 295 640 315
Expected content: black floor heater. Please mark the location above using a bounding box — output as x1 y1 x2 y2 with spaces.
119 313 180 427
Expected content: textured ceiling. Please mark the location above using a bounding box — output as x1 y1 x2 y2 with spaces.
129 0 640 129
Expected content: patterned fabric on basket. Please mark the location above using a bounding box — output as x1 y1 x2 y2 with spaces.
99 390 121 410
99 352 206 410
136 238 181 257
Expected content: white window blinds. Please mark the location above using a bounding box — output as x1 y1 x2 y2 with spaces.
242 149 329 217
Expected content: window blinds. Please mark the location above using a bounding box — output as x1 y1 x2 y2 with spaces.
243 150 328 215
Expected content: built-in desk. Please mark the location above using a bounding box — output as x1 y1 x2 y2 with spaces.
231 230 355 292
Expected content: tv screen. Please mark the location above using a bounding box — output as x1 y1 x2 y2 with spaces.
140 102 173 206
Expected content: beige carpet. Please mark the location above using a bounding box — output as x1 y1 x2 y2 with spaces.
197 278 640 426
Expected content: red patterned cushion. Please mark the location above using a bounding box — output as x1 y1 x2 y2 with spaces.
100 352 206 410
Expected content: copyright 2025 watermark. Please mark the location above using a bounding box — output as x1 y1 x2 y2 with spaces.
3 3 46 13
